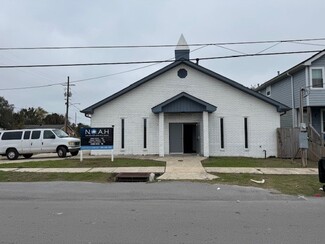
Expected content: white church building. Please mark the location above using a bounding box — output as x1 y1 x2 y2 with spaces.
81 36 288 158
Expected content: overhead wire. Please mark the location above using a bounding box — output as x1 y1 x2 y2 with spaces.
256 42 282 54
1 37 325 50
197 49 323 61
0 52 60 84
214 45 247 55
0 36 324 91
0 49 322 70
290 41 325 47
73 44 210 84
0 49 323 91
0 44 210 90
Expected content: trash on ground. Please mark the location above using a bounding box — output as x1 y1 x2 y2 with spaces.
149 173 155 182
298 195 307 200
250 179 265 184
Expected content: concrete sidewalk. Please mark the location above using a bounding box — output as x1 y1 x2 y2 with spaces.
157 156 218 180
0 166 318 175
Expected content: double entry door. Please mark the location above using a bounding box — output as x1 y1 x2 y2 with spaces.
169 123 199 154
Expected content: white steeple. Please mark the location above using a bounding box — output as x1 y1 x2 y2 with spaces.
175 34 189 50
175 34 190 60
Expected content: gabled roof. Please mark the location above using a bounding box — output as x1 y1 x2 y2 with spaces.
81 60 289 114
152 92 217 114
256 49 325 91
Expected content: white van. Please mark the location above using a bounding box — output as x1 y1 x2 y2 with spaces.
0 128 80 160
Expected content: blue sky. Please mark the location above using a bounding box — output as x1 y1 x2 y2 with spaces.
1 0 325 124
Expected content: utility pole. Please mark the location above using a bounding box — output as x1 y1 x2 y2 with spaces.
64 76 71 133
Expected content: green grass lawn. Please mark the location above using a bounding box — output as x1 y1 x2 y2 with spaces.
0 171 114 183
202 157 318 168
212 173 324 196
0 158 165 168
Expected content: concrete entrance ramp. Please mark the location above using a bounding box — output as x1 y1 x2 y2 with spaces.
157 156 218 180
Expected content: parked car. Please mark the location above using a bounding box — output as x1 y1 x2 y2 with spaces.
0 128 80 160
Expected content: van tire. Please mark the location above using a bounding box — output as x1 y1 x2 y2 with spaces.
6 148 19 160
57 146 67 158
23 154 33 159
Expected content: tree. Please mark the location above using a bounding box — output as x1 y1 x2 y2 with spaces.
43 113 65 125
0 96 15 129
12 112 25 129
17 107 47 125
71 122 89 137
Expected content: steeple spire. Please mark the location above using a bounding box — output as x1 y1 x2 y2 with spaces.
175 34 190 60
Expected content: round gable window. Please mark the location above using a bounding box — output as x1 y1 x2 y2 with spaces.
177 68 188 78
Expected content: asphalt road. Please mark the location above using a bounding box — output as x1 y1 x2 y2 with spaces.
0 182 324 244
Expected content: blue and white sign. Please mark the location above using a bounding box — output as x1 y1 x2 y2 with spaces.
80 127 114 150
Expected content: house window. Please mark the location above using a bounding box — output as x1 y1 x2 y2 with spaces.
177 68 188 78
311 68 324 88
121 118 125 149
220 118 224 149
266 86 271 97
143 118 147 149
244 117 248 149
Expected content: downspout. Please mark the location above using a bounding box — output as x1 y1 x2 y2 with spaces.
287 72 295 128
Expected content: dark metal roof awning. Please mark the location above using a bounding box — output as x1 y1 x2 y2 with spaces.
152 92 217 114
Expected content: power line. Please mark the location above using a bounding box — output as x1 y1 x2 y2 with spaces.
1 38 325 51
0 49 322 69
72 63 160 84
214 45 247 55
0 49 323 91
0 82 65 91
0 62 163 91
256 42 282 54
0 59 169 68
197 49 323 61
42 45 210 86
291 41 325 47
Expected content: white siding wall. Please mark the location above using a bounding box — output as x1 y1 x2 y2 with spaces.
90 64 280 157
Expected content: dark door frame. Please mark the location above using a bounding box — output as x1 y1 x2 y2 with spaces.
169 123 199 154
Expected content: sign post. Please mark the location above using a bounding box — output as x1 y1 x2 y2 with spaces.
80 127 114 162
